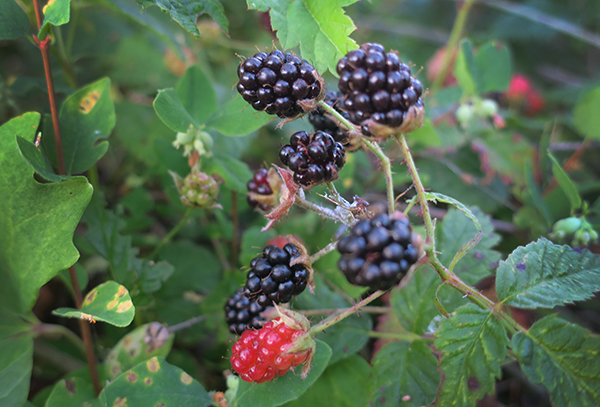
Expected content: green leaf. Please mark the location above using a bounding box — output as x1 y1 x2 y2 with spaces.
512 315 600 407
548 151 582 212
53 281 135 327
496 238 600 308
249 0 358 74
236 340 332 407
43 78 115 175
136 0 228 37
205 97 274 136
16 136 65 183
573 85 600 140
434 304 509 407
39 0 70 38
453 39 477 97
100 356 212 406
0 0 30 40
0 113 93 313
473 41 511 94
369 340 440 407
0 307 34 407
45 377 100 407
176 65 217 126
286 355 371 407
106 323 174 379
203 153 252 193
153 89 200 133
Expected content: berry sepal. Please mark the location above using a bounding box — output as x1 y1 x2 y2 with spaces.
360 102 425 140
273 305 317 380
262 166 298 231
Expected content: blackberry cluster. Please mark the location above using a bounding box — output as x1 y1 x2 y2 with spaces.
336 43 423 130
247 168 273 211
279 130 346 187
308 91 351 144
337 213 419 290
224 288 268 335
245 244 309 305
236 50 322 118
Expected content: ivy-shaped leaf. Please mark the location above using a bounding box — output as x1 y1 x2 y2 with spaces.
248 0 358 74
496 238 600 308
434 304 509 407
53 281 135 327
512 315 600 407
369 340 440 407
99 356 212 406
136 0 228 38
0 0 30 40
0 113 93 313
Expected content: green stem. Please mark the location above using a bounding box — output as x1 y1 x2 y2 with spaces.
361 138 396 214
309 240 338 263
149 207 194 260
362 330 432 343
317 100 359 135
431 0 477 92
309 290 386 335
299 306 391 316
295 193 355 226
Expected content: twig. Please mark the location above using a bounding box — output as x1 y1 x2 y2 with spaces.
167 315 206 333
309 241 338 264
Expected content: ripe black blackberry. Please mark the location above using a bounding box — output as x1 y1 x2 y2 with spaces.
308 91 351 144
279 130 346 187
225 288 270 335
247 168 273 211
245 244 309 304
337 212 419 290
336 43 424 137
236 50 323 119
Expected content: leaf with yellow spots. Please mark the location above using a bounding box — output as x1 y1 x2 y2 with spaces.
45 377 101 407
42 78 115 175
38 0 70 39
52 281 135 327
100 357 211 406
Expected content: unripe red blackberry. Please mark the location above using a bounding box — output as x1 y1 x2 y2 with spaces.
307 91 351 144
337 43 425 138
337 212 419 290
247 168 273 211
225 288 270 335
236 50 323 119
279 130 346 187
245 244 309 304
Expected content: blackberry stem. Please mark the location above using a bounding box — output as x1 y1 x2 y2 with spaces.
149 207 195 260
295 193 354 226
362 330 432 343
299 306 390 316
309 240 338 263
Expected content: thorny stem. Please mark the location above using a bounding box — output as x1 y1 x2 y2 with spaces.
299 306 390 316
431 0 477 92
309 290 386 335
149 207 195 260
32 0 100 394
309 241 338 263
295 193 354 226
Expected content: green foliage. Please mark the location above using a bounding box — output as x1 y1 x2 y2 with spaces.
248 0 358 74
0 0 29 40
573 85 600 140
434 304 509 407
39 0 70 38
45 377 100 407
0 308 33 407
0 113 92 313
512 315 600 407
548 152 582 212
52 281 135 327
369 340 440 407
453 40 511 96
496 238 600 308
205 97 274 136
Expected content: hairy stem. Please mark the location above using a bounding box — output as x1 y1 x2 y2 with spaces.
361 137 396 214
295 193 354 226
309 240 338 264
149 207 195 260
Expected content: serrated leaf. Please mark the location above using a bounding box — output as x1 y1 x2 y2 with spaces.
53 281 135 327
0 113 93 313
573 85 600 140
512 315 600 407
496 238 600 308
369 340 440 407
203 153 252 193
0 0 30 40
249 0 358 74
235 339 332 407
45 377 100 407
43 78 115 175
106 323 174 379
205 96 273 136
434 304 509 407
286 355 371 407
176 65 217 126
136 0 228 38
99 356 212 406
39 0 70 38
548 151 582 212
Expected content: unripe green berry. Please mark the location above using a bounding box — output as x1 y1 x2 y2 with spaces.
455 103 474 128
552 217 582 235
477 99 499 118
179 171 220 208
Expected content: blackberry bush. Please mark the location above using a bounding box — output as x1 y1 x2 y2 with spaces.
337 42 425 137
307 91 351 144
236 50 323 118
279 130 346 187
224 288 269 335
337 212 420 290
244 244 309 304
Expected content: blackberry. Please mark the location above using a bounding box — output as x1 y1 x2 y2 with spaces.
308 91 351 144
236 50 323 118
279 130 346 187
244 244 309 304
337 212 419 290
247 168 273 211
225 288 270 335
336 43 424 137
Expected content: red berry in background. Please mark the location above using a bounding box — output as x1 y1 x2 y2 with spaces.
230 318 312 383
505 74 545 116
